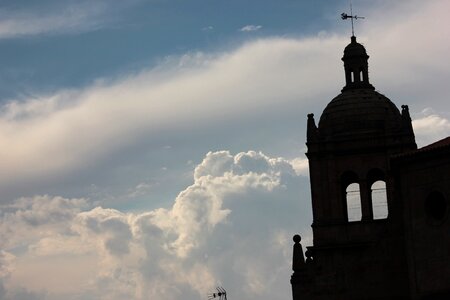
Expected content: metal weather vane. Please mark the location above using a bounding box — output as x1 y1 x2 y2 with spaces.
341 1 365 36
208 287 227 300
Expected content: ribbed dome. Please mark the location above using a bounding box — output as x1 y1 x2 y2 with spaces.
318 89 403 139
306 36 416 152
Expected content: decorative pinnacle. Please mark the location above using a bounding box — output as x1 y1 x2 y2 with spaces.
341 1 365 36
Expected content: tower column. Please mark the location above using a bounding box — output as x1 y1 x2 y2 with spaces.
360 179 373 221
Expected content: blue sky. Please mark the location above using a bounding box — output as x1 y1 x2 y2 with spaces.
0 0 341 100
0 1 450 299
0 0 350 205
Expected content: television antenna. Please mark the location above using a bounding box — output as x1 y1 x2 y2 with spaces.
341 1 365 36
208 287 227 300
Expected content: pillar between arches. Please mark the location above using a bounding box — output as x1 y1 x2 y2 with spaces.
360 179 374 221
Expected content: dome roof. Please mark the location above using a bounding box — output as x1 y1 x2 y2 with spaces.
318 89 403 139
343 36 368 59
306 36 415 148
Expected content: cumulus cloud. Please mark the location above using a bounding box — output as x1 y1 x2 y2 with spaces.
240 25 262 32
0 195 88 249
0 1 449 299
0 151 310 300
290 157 309 176
412 111 450 147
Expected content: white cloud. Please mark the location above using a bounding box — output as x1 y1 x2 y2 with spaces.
1 1 449 197
413 112 450 147
0 1 113 39
0 150 309 300
127 182 157 198
0 250 15 278
0 0 448 197
0 35 342 193
240 25 262 32
0 195 88 250
361 0 450 102
290 157 309 176
202 26 214 31
1 0 450 298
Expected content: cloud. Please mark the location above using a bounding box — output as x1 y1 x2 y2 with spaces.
0 195 88 250
1 1 450 298
412 110 450 147
0 1 449 199
127 182 158 198
0 1 450 201
290 157 309 176
240 25 262 32
0 151 310 300
1 250 47 300
202 26 214 32
0 1 116 39
361 0 450 106
0 35 342 195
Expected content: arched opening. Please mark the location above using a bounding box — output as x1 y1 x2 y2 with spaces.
371 180 388 219
350 71 354 83
359 70 363 82
346 183 362 222
361 69 367 82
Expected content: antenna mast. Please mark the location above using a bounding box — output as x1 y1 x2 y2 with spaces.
208 287 227 300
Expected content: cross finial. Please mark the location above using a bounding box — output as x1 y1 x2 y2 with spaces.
341 1 365 36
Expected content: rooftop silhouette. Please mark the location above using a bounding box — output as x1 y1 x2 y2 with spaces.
291 33 450 299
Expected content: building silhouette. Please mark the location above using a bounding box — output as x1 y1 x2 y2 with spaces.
291 36 450 299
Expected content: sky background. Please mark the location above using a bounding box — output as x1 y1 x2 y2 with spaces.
1 0 450 299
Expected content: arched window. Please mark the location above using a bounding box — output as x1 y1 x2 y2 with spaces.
346 183 362 222
350 71 354 83
371 180 388 219
359 70 363 82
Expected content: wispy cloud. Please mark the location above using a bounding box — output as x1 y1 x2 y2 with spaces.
1 0 450 194
240 25 262 32
0 2 111 39
202 25 214 32
0 36 343 192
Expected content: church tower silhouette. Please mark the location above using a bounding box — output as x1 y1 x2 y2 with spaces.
291 36 450 299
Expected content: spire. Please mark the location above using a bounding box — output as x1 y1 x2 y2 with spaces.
341 36 374 91
306 113 319 142
401 105 415 136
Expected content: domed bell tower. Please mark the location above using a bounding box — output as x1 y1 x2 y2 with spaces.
292 36 417 299
307 35 416 232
